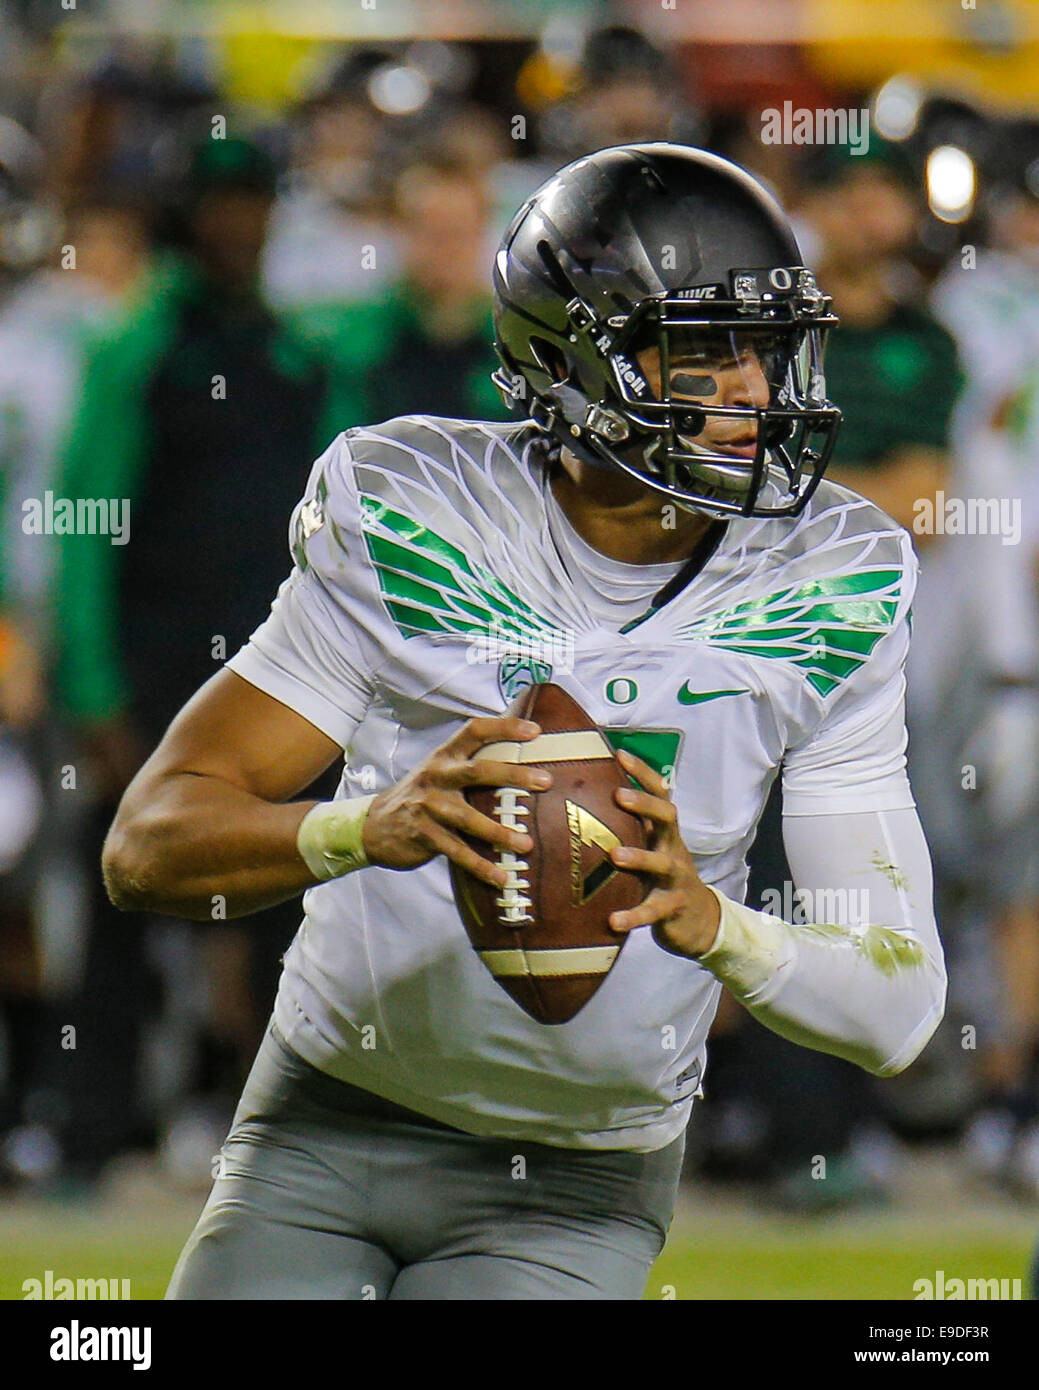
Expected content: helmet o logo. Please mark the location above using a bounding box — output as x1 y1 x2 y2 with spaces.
605 678 638 705
768 268 793 290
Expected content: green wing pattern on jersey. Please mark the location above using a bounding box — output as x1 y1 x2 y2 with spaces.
359 495 564 643
676 569 902 696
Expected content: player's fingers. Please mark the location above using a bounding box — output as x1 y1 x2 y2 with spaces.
615 783 678 828
448 759 552 794
448 716 541 759
429 791 532 853
609 890 684 934
423 819 509 889
610 844 672 878
615 748 672 798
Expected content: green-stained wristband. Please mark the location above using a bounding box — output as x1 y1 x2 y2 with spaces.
296 796 377 881
697 883 793 999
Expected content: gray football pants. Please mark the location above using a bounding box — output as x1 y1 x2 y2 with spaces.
166 1018 685 1300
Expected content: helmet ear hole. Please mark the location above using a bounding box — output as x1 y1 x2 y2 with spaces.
530 337 570 386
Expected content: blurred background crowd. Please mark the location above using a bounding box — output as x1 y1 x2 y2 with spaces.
1 0 1038 1216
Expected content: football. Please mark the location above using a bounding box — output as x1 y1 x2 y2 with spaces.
450 682 649 1024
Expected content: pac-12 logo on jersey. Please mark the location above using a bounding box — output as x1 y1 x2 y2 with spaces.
498 656 551 702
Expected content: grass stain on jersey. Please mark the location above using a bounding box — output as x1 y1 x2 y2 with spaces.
797 920 924 975
870 851 910 892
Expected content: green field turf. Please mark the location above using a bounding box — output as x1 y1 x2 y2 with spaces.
648 1228 1032 1301
0 1184 1032 1301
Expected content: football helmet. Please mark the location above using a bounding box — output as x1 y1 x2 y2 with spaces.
492 143 842 517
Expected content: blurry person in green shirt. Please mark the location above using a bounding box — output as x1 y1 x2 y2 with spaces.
295 151 512 440
51 136 330 1186
794 144 962 536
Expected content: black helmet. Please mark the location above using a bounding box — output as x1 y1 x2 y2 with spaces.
492 143 842 517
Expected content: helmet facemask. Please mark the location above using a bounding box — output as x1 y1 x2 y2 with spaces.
500 266 842 519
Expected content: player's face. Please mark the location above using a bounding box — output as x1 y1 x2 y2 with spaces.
634 328 774 457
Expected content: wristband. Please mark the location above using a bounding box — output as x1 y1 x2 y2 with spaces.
297 796 377 881
697 883 793 999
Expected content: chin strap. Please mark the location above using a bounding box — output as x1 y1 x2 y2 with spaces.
650 520 728 608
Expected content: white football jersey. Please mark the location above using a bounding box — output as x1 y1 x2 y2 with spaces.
227 415 917 1151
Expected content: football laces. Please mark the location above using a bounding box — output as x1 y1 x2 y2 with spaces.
493 787 534 925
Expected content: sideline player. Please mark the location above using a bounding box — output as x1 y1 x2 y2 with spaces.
103 145 947 1299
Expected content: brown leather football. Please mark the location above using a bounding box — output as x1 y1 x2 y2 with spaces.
450 682 648 1024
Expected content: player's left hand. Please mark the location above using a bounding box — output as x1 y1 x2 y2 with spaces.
607 749 721 959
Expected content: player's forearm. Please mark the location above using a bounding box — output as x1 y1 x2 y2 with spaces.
698 807 947 1076
103 771 321 920
700 892 946 1075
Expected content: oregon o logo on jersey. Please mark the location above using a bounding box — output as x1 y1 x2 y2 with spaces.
605 678 638 705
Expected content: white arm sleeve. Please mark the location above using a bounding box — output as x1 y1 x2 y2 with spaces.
699 806 947 1076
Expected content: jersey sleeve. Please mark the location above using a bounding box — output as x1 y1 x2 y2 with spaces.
225 431 384 749
781 533 918 816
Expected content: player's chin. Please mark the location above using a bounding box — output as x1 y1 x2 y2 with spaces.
676 442 760 505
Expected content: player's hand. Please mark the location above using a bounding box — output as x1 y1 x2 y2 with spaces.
361 716 552 888
607 749 720 958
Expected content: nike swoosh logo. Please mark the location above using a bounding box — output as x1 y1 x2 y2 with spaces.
677 684 749 706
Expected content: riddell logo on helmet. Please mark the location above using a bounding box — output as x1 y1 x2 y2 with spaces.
675 286 719 300
613 355 647 397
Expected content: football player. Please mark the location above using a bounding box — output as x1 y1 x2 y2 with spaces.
103 144 947 1300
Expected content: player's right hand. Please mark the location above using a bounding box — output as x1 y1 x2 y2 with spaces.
361 716 552 888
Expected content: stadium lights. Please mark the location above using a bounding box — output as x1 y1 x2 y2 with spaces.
368 63 432 116
872 75 924 142
926 144 976 223
539 12 585 65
